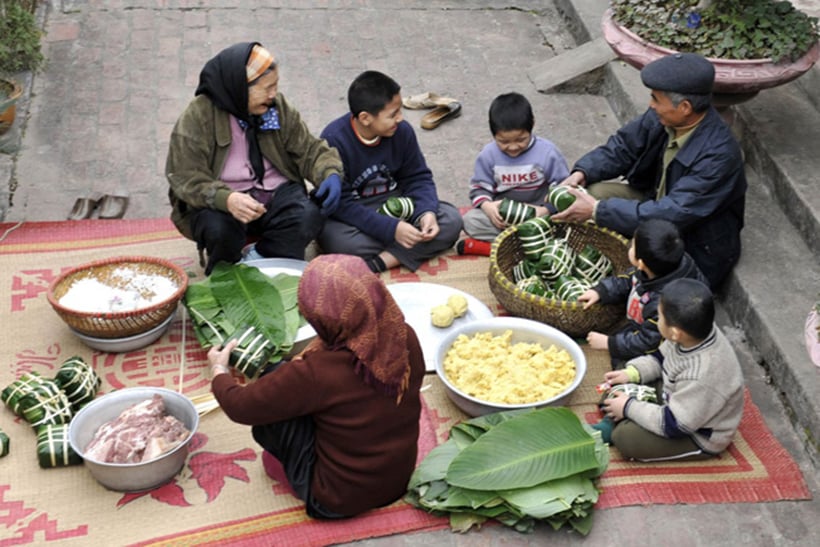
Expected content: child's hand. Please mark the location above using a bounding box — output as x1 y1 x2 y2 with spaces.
587 331 608 350
417 212 440 241
601 391 628 421
395 220 423 248
532 205 549 218
603 370 630 385
577 288 600 309
480 201 506 230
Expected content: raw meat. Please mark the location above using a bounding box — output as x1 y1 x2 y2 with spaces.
83 394 190 463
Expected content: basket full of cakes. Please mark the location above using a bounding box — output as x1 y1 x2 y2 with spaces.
489 206 632 338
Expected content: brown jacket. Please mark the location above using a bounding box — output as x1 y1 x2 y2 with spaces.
165 93 343 239
212 325 425 516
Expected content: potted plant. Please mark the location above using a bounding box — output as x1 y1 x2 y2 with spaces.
602 0 820 105
0 0 44 134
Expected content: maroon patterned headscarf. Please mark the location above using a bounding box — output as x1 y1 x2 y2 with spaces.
298 254 410 403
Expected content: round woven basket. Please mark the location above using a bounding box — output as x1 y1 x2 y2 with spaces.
47 256 188 339
489 222 631 338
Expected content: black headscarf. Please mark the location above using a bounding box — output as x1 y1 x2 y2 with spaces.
195 42 267 184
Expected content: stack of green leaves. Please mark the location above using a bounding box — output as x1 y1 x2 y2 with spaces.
406 407 609 536
183 262 305 378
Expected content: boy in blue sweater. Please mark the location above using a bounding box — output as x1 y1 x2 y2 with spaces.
459 92 569 256
319 71 463 273
579 218 707 369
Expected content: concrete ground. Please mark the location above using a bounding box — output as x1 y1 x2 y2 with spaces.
1 1 818 545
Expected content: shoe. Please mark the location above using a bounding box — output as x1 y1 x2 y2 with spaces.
456 238 491 256
402 92 458 110
67 192 104 220
98 193 130 219
421 101 462 130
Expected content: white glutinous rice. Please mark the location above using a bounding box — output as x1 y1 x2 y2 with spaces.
59 266 178 313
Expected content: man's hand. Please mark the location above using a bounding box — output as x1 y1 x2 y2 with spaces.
550 187 597 223
314 173 342 216
227 192 266 223
558 171 586 188
417 212 440 241
480 200 506 230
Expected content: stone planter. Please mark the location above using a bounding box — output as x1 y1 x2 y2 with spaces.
0 77 23 135
601 9 820 108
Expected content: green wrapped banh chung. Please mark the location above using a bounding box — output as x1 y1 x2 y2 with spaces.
227 325 278 379
499 198 536 226
36 424 82 468
54 356 101 411
2 371 46 417
18 380 73 429
377 196 415 220
535 238 576 281
554 275 591 302
515 216 554 260
0 428 8 458
574 244 613 284
516 275 550 298
512 259 538 283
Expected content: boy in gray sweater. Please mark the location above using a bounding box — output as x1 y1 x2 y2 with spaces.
597 278 744 461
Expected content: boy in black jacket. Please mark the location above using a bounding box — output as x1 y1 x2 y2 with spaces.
578 218 707 369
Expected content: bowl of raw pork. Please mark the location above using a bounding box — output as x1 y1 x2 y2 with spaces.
47 256 188 339
68 387 199 492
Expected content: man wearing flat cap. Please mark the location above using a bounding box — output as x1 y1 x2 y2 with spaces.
552 52 747 290
166 42 344 274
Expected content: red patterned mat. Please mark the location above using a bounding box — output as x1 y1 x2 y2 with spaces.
0 219 809 546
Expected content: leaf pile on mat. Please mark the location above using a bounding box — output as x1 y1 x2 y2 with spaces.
183 262 305 378
405 407 608 535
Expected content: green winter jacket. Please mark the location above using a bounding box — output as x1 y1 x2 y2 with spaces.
165 93 343 240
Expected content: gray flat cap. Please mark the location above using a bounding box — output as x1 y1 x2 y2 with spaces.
640 52 715 94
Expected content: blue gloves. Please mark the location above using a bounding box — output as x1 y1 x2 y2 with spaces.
314 173 342 216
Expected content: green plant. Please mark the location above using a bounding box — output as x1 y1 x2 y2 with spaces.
611 0 820 63
0 0 44 74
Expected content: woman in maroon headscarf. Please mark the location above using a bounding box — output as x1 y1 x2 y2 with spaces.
208 254 425 518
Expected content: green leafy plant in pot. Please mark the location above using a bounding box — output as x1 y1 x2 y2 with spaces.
1 0 44 134
610 0 819 63
604 0 820 105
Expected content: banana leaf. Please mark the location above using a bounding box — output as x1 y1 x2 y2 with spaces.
446 407 600 490
209 263 286 350
498 473 599 519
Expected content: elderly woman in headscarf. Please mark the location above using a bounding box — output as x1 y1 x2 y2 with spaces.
166 42 344 274
207 254 425 518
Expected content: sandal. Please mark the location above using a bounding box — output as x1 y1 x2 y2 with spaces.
98 193 130 219
420 101 462 130
402 92 458 110
67 192 104 220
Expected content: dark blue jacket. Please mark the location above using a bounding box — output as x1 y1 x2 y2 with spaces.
595 253 707 363
574 107 746 288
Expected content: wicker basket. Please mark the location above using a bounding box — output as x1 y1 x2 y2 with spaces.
489 222 631 338
47 256 188 339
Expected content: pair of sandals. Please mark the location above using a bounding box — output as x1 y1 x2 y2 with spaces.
402 92 462 130
68 192 130 220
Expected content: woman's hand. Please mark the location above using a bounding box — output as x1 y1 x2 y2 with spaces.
207 339 238 377
227 192 266 223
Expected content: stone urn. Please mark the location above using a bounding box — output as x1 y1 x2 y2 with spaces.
0 77 23 136
601 8 820 108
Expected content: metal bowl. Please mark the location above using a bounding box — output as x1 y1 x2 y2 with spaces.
70 312 175 353
68 387 199 492
434 317 587 417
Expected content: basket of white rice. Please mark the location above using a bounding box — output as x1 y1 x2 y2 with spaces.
47 256 188 339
